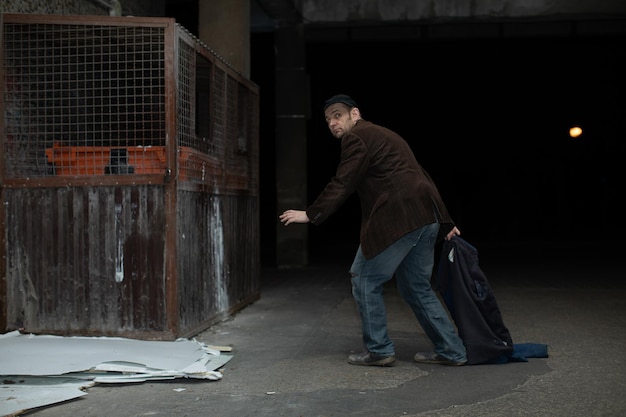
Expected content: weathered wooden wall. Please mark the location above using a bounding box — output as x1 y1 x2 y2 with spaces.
176 191 259 338
4 185 168 338
3 186 259 340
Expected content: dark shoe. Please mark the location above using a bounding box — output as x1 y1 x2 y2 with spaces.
348 351 395 366
413 351 466 366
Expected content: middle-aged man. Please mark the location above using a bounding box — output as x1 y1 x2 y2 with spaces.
279 94 467 367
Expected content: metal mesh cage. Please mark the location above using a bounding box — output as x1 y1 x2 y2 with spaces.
2 14 259 191
2 21 166 177
0 14 260 340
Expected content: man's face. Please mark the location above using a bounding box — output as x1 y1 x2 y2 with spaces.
324 103 357 139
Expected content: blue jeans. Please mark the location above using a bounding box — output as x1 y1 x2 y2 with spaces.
349 222 467 362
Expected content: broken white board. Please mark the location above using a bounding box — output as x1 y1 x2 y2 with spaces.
0 331 231 378
0 331 234 416
1 376 93 416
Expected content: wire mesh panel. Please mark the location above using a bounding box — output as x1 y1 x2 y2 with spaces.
174 28 259 189
2 18 167 178
175 32 223 184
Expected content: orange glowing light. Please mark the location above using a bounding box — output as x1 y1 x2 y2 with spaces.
569 126 582 138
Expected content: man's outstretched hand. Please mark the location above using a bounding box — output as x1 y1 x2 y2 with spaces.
279 209 310 226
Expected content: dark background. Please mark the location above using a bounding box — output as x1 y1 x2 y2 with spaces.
255 33 625 264
168 2 626 265
169 0 626 264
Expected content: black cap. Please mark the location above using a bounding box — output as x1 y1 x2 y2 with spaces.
323 94 358 111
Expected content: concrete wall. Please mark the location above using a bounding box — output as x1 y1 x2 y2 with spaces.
296 0 626 23
0 0 164 17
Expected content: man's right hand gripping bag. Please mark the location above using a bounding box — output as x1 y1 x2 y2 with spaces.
435 236 514 365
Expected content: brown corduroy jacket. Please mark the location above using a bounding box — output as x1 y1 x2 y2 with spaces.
306 119 455 259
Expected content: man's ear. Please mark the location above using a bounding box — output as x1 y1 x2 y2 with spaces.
350 107 361 119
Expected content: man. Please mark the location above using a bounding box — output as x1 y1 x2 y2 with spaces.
279 94 467 367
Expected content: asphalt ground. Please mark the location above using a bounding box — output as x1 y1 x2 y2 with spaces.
24 240 626 417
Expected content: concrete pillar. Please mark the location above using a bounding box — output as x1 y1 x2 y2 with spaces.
197 0 250 77
274 24 309 267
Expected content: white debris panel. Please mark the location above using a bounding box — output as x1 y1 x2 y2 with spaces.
0 331 233 416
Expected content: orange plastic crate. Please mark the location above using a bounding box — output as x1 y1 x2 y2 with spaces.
45 145 167 176
178 147 221 181
127 147 167 174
